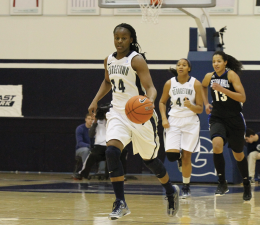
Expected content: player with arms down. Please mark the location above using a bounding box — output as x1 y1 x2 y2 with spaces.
88 23 179 220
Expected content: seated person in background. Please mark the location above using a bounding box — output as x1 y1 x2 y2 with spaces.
82 104 128 180
72 113 94 180
245 128 260 184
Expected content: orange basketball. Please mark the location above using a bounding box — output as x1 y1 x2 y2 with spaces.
125 95 154 124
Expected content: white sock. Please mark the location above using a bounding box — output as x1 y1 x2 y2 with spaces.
183 177 190 184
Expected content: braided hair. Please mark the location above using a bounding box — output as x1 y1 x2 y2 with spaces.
113 23 146 60
213 51 243 75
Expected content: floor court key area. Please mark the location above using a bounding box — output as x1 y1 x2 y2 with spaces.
0 173 259 225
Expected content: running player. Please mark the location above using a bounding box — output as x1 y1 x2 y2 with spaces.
159 59 203 198
201 51 251 201
88 23 179 220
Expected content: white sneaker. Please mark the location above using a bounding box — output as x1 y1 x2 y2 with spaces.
108 200 131 220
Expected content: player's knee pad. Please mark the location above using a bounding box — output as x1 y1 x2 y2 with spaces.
105 146 124 177
143 158 166 179
166 152 181 162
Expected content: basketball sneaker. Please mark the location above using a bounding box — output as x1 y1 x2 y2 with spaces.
250 177 255 185
215 180 229 196
108 200 131 220
166 185 180 217
181 184 191 199
243 182 252 201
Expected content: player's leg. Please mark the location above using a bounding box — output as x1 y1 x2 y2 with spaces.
248 151 260 184
134 116 179 217
181 150 192 198
228 115 251 201
105 111 131 220
209 119 229 195
179 115 200 198
142 158 179 217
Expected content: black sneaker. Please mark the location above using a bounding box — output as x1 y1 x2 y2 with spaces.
166 185 180 217
215 180 229 196
108 200 131 220
181 184 191 199
243 183 252 201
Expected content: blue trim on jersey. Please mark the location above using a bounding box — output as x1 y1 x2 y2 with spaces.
208 113 211 130
213 70 228 78
175 76 191 83
240 112 247 134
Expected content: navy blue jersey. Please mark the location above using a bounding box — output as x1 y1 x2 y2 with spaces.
210 70 242 118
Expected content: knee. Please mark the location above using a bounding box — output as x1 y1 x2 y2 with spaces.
143 158 166 179
105 146 121 159
166 152 181 162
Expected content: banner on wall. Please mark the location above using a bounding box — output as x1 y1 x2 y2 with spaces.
10 0 42 15
0 85 23 117
67 0 100 15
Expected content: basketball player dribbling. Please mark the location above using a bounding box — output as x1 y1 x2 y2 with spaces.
201 51 251 201
159 59 203 198
88 23 179 220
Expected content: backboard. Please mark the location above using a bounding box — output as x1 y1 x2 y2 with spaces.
98 0 216 8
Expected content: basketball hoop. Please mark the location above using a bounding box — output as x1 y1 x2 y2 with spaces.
137 0 163 24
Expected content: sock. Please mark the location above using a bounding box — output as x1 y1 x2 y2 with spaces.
213 153 226 182
161 180 175 197
111 181 125 202
183 177 190 184
236 156 249 185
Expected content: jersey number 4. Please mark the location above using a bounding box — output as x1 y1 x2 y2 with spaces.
214 90 227 101
176 97 189 107
111 79 125 93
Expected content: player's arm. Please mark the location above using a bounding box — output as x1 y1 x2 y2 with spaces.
132 55 157 105
159 80 171 128
201 73 213 114
220 71 246 103
88 57 112 115
184 80 203 114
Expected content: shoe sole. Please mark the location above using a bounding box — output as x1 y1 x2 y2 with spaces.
108 211 131 220
181 194 191 199
168 185 180 217
215 189 229 196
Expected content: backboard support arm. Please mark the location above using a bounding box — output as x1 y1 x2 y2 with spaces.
178 8 211 48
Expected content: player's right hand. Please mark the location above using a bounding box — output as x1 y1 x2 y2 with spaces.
205 103 213 114
88 101 98 116
162 118 170 128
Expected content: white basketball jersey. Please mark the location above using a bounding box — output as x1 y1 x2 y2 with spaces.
107 51 146 113
168 76 197 117
94 119 106 146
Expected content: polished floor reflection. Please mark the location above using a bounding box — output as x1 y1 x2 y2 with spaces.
0 173 259 224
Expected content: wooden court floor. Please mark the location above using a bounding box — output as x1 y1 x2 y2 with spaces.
0 173 259 225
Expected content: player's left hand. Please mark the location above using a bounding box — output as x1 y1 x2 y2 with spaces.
183 97 191 108
211 83 223 92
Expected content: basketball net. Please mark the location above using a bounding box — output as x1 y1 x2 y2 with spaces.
137 0 163 24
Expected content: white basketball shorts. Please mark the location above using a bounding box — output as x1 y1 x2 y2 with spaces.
164 115 200 153
106 108 160 160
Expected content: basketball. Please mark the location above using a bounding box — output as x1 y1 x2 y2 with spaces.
125 95 154 124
